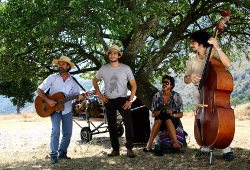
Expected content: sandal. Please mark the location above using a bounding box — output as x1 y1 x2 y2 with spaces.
173 142 181 149
143 147 153 152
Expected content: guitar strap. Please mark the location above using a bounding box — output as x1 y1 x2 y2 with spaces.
45 75 57 95
71 76 86 92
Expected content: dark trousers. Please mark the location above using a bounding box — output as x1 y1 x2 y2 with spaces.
105 97 134 151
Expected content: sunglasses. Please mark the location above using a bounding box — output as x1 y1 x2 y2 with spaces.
162 81 170 85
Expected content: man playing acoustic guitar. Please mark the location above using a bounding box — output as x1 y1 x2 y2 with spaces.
37 55 82 164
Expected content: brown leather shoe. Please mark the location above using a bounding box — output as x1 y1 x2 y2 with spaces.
127 149 136 158
107 150 120 157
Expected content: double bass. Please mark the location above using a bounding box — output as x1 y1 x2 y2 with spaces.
194 9 235 152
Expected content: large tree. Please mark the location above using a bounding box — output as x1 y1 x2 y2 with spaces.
0 0 249 107
0 78 37 113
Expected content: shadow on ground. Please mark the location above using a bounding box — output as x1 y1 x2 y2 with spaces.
1 136 249 170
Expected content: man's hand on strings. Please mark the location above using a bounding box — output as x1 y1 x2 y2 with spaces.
47 99 57 108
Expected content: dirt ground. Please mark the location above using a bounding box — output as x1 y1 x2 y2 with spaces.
0 104 249 169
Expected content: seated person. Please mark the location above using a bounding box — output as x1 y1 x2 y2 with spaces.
143 75 184 152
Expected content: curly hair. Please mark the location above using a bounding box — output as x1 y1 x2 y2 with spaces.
190 31 210 47
162 75 175 90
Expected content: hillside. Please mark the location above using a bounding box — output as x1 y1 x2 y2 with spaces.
175 57 250 110
0 59 249 114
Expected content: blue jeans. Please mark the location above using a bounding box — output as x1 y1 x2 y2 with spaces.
50 111 72 158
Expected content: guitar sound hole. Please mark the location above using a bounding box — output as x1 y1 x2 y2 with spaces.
43 101 47 111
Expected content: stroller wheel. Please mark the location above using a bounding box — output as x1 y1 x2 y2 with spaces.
117 123 124 137
81 127 92 142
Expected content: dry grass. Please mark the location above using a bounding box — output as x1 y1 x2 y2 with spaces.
234 103 250 120
0 104 250 169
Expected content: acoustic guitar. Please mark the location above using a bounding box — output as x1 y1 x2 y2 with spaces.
35 92 81 117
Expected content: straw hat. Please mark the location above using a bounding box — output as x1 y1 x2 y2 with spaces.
106 44 123 56
52 55 75 68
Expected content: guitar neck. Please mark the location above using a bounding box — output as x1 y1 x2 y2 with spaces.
60 95 79 104
57 91 95 104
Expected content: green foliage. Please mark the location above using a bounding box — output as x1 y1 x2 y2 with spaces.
0 78 37 113
0 0 249 107
231 97 242 107
183 103 194 112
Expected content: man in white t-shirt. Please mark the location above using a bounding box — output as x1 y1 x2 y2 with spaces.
184 31 234 161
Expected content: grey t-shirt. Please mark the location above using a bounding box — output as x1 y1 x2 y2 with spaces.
95 63 135 99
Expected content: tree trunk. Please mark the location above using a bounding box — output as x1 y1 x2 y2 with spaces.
135 76 158 109
16 98 21 114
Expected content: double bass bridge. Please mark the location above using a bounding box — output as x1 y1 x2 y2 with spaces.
196 104 208 108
